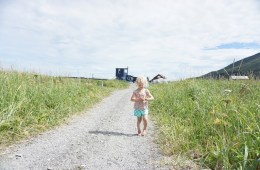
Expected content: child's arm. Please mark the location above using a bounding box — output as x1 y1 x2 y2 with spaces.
131 92 144 102
130 93 136 102
145 89 154 101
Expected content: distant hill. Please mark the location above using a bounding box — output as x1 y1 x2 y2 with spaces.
201 52 260 79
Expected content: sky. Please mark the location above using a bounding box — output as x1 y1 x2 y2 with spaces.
1 0 260 80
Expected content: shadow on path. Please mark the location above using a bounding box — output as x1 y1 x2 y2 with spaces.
89 130 136 137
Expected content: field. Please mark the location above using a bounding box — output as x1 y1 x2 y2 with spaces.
1 70 259 169
0 70 128 150
149 79 260 169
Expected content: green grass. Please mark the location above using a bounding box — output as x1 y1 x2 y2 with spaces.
0 70 128 149
149 79 260 169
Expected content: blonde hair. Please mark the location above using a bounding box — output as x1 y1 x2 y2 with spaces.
136 76 147 86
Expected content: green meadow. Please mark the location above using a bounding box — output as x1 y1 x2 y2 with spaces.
150 79 260 169
0 70 128 150
1 70 259 169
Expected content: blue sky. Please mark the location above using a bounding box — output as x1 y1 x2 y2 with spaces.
1 0 260 80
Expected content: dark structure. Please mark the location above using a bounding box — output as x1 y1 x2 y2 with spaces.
149 74 166 83
115 67 136 82
116 68 128 80
115 68 166 83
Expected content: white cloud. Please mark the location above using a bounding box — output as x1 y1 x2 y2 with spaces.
0 0 260 80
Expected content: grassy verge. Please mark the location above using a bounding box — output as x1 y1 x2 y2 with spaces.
149 79 260 169
0 70 128 150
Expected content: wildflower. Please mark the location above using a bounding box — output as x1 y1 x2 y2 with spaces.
222 113 228 118
214 118 220 125
210 109 215 114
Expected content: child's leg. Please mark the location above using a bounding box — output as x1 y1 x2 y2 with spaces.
142 115 148 136
137 117 142 135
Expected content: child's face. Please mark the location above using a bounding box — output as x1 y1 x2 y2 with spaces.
137 82 144 88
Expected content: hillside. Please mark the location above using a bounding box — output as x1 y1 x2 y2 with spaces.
202 52 260 79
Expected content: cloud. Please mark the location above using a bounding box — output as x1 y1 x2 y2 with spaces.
0 0 260 80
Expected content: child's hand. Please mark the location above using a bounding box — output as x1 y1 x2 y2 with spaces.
140 97 147 103
139 96 145 101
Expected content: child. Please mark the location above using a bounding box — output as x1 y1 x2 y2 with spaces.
131 76 154 136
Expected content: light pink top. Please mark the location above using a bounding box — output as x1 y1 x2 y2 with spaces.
133 89 150 110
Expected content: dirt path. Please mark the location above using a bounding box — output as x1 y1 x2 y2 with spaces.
0 85 170 170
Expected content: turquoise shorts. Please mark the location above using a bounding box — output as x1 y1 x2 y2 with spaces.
134 109 148 117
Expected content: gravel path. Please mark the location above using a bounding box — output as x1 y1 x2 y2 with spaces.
0 85 170 170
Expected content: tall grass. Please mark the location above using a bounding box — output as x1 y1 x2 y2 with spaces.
150 79 260 169
0 70 128 149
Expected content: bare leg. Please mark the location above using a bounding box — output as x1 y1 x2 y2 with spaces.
137 117 142 136
142 115 148 136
